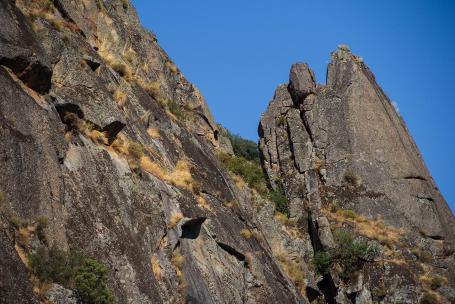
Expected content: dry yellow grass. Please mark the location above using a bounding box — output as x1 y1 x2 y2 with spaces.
124 47 137 64
151 256 162 280
231 174 246 190
196 196 212 211
18 227 31 247
168 212 183 229
114 89 128 107
98 42 133 80
223 200 239 209
240 229 252 239
140 156 166 179
272 244 306 296
323 208 402 247
171 251 186 289
147 128 160 139
312 158 326 171
87 130 108 145
166 160 193 190
274 212 294 226
165 61 178 75
137 80 161 99
420 274 448 290
171 252 185 268
64 131 74 142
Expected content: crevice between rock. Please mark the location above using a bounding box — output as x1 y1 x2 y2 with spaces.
216 241 245 262
180 217 206 239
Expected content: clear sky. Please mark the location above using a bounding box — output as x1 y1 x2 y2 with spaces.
131 0 454 212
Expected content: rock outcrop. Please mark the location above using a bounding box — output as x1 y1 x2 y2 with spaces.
0 0 453 303
0 1 303 303
259 45 455 303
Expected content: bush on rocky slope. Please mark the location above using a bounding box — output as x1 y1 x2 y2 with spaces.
313 229 380 280
29 246 113 304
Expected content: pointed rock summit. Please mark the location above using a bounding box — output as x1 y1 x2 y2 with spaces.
259 45 455 303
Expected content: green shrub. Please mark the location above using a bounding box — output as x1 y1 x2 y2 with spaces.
29 245 74 285
75 258 114 304
339 209 357 219
220 128 260 162
29 246 113 304
268 187 289 217
333 230 380 279
313 251 332 274
312 230 380 280
0 191 4 205
218 153 268 196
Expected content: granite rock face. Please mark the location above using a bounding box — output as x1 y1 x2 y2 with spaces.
0 1 304 303
0 0 454 303
259 45 455 303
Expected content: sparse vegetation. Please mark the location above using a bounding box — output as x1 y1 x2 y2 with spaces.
313 251 332 274
9 216 24 229
127 142 144 160
276 115 287 127
167 100 185 120
220 128 260 162
113 89 127 107
344 170 359 186
419 291 440 304
218 152 268 196
165 61 178 75
240 229 252 239
36 216 48 243
29 245 113 304
324 207 402 248
147 128 160 139
272 245 306 295
171 252 186 290
168 212 183 229
151 256 162 280
421 274 447 290
140 81 161 100
413 248 433 264
268 186 289 217
338 209 357 219
312 229 380 280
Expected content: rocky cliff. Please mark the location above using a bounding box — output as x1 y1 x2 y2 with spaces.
0 0 453 303
259 45 455 303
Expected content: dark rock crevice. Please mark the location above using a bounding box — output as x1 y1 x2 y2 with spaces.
216 242 245 262
180 217 206 239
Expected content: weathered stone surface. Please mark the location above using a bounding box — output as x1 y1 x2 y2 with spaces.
0 1 307 303
0 1 52 94
288 63 316 105
259 45 455 302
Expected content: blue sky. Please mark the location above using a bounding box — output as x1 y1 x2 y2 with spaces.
131 0 454 212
